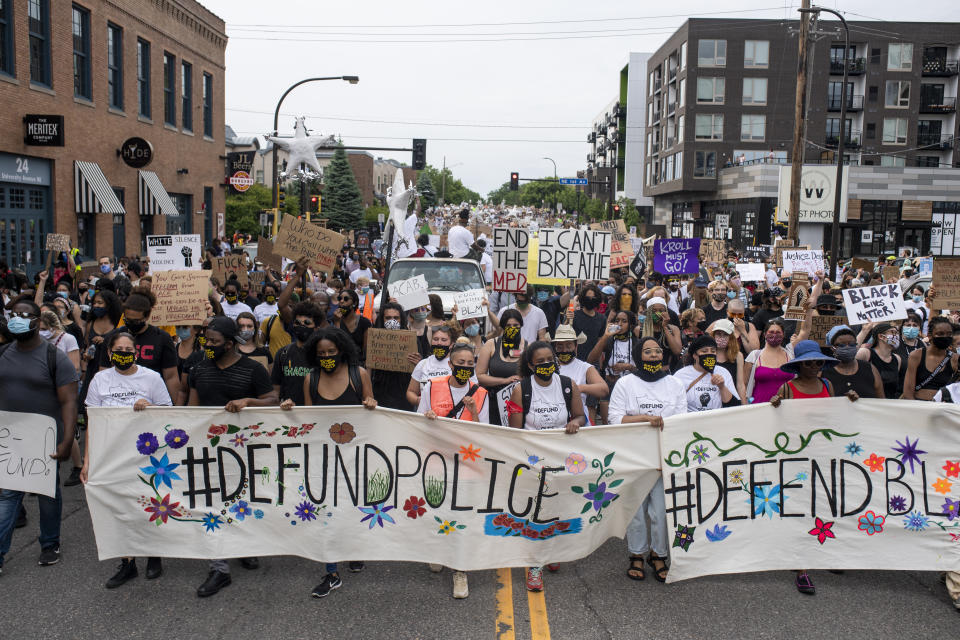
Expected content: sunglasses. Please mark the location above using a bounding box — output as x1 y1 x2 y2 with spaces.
10 311 37 319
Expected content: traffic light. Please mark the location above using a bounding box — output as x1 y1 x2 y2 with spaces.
412 139 427 170
278 184 286 208
612 203 622 216
310 195 319 213
510 172 519 191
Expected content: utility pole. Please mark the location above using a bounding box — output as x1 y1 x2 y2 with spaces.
787 0 812 245
441 156 446 205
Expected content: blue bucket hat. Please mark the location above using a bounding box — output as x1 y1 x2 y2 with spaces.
780 340 838 374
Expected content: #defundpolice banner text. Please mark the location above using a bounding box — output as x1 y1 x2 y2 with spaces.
85 407 661 569
660 399 960 582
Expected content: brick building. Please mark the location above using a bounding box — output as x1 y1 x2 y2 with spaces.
0 0 226 274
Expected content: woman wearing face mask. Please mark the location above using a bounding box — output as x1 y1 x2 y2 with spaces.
78 290 122 412
51 294 85 347
896 312 924 360
903 286 929 327
253 283 280 324
606 284 639 320
902 316 959 401
235 312 273 369
406 325 458 408
301 327 375 598
39 310 80 371
407 304 432 358
588 310 638 423
855 323 902 399
707 320 747 405
458 317 484 350
673 336 738 411
508 341 585 593
638 297 683 371
220 280 252 320
679 308 705 347
608 337 686 583
821 325 883 399
81 331 172 588
476 311 524 425
370 302 418 410
335 288 371 361
553 325 608 423
744 319 796 404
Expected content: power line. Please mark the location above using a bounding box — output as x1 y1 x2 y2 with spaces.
229 131 587 143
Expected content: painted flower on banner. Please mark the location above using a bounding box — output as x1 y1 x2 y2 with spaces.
705 524 732 542
857 511 885 536
892 437 926 474
230 500 253 521
903 510 929 532
435 516 466 535
136 432 159 456
864 453 885 472
458 444 481 462
889 495 908 513
145 494 179 525
932 478 953 495
254 509 264 520
403 496 427 519
691 444 710 464
844 442 863 457
808 517 836 544
483 515 580 540
794 471 808 483
565 453 587 474
942 498 960 522
944 460 960 479
164 428 188 449
750 484 783 519
673 524 695 551
294 501 317 522
139 453 182 490
571 452 622 522
329 422 356 444
582 482 618 513
729 469 744 485
230 433 248 448
359 504 396 529
202 513 223 532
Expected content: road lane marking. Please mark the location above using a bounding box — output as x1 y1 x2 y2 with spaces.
526 581 551 640
494 567 515 640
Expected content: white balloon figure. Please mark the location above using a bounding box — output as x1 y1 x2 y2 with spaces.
386 169 418 260
266 116 336 176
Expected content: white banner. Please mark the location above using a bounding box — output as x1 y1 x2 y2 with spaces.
660 399 960 582
147 234 202 271
841 283 907 324
735 263 766 282
0 411 57 498
85 407 660 569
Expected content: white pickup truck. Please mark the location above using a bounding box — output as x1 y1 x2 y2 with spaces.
373 258 486 318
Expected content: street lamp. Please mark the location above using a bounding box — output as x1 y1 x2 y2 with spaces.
799 6 848 278
543 156 558 213
270 75 359 235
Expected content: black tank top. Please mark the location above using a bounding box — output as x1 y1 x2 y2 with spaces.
823 360 877 398
915 347 956 391
869 349 899 399
309 373 362 405
717 360 738 386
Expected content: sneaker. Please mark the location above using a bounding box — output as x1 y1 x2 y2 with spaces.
64 467 82 487
15 506 26 529
546 563 560 572
38 545 60 566
452 571 469 599
105 559 138 589
311 572 342 598
239 557 259 570
428 563 443 573
525 567 544 592
146 557 163 580
348 561 364 573
196 570 231 597
796 571 816 595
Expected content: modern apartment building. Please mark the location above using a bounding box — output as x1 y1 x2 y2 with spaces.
640 18 960 257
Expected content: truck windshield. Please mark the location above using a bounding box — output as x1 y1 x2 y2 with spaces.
387 261 485 292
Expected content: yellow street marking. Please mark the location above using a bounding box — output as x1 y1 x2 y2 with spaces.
494 567 515 640
527 581 551 640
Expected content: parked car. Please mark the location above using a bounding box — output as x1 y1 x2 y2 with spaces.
373 258 486 318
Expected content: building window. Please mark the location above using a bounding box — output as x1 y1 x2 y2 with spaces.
880 155 905 167
107 23 123 109
916 156 940 168
888 43 913 71
866 122 876 139
137 39 150 118
744 40 769 68
203 72 213 137
680 42 686 70
0 0 12 77
695 114 723 140
28 0 50 86
181 61 192 132
882 117 907 144
674 151 683 180
665 154 674 182
696 77 724 103
163 52 175 125
72 5 91 99
697 39 726 67
678 79 685 107
694 151 717 177
742 77 767 105
826 117 853 142
885 80 910 108
740 115 766 141
677 115 684 142
868 85 878 102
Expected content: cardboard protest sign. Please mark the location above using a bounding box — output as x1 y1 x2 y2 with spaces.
211 254 248 288
0 411 57 498
742 245 770 261
536 228 611 281
148 269 211 326
661 398 960 582
781 249 824 276
841 283 907 323
147 234 202 271
589 220 633 269
365 328 418 373
931 258 960 310
783 272 810 321
45 233 70 252
388 274 430 310
882 266 900 282
653 239 700 275
495 381 519 424
699 239 727 267
809 314 846 344
735 263 766 282
256 237 282 273
274 215 346 272
248 271 266 292
493 227 529 293
851 258 874 273
454 289 486 320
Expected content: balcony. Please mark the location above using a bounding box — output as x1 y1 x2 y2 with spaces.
917 133 954 150
825 131 862 149
586 153 595 163
827 94 864 111
829 57 866 75
587 132 596 143
920 96 957 113
654 78 662 93
922 58 959 76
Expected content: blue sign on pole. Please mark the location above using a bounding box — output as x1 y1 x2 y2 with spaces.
559 178 588 186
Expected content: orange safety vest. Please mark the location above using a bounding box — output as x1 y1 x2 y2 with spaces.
429 375 487 421
361 291 375 321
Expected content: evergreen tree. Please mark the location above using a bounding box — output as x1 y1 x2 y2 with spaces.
323 145 364 231
416 171 437 209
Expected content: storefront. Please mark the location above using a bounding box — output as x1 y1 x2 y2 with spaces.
0 153 53 276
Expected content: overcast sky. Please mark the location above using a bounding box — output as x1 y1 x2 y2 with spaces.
207 0 960 197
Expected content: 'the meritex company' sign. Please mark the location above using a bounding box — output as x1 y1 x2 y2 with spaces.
23 115 64 146
119 137 153 168
776 165 849 224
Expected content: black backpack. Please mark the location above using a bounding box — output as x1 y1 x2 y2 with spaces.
520 374 574 426
0 341 59 382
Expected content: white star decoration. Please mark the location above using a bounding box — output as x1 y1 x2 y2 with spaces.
266 116 336 177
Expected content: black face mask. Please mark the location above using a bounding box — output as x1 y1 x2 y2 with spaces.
451 365 474 384
292 325 314 343
932 336 953 350
697 354 717 373
556 351 575 364
501 326 520 350
635 360 667 382
581 297 599 310
111 351 136 371
432 345 450 360
533 363 556 381
205 345 228 361
125 319 147 334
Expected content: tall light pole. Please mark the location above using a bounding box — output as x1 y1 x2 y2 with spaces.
440 156 464 205
800 6 848 278
270 75 359 235
543 156 558 213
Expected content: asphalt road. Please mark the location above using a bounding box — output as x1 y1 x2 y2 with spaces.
2 477 957 640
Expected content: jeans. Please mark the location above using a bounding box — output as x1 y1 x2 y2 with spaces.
0 476 63 567
626 477 668 557
326 563 337 574
210 559 230 574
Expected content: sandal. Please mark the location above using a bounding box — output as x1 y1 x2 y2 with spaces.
648 553 668 583
626 555 645 581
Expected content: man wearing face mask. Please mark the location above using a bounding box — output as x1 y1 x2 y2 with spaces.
0 300 79 573
498 285 548 344
701 281 731 328
271 302 323 407
98 255 131 299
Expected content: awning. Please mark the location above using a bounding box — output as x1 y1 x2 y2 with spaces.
74 161 125 215
138 170 179 216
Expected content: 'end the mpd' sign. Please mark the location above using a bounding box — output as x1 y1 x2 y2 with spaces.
776 165 848 224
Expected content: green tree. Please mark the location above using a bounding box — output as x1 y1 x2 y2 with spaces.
225 183 273 239
416 172 437 209
364 203 389 226
418 164 481 205
486 182 523 206
323 145 364 231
